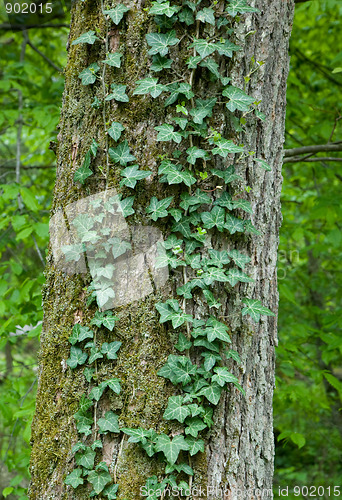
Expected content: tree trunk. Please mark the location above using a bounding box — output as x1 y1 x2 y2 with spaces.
29 1 294 499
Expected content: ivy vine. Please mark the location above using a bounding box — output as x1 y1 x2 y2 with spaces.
62 0 275 498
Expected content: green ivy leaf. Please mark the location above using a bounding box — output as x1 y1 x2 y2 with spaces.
69 324 94 345
202 351 221 371
202 289 222 309
104 5 130 24
151 54 173 72
109 140 136 165
205 316 231 343
200 58 220 79
155 123 183 143
201 267 230 285
72 442 87 454
226 349 241 363
158 354 196 385
190 39 216 58
149 1 180 17
94 287 116 309
163 395 191 423
120 164 151 188
185 417 207 437
78 62 100 85
88 346 104 364
201 206 226 231
89 384 105 402
216 40 241 57
102 52 123 68
212 367 239 387
158 161 196 186
185 436 205 456
155 434 190 464
175 332 192 352
98 411 120 434
180 189 210 211
121 427 156 444
64 468 84 488
255 158 272 171
103 378 121 395
206 249 230 268
87 470 112 494
227 250 251 269
190 98 217 124
186 146 209 165
211 139 244 157
196 8 215 25
223 85 255 112
146 196 173 221
103 484 119 499
146 30 179 56
66 346 88 369
241 299 275 322
232 199 253 214
226 0 260 17
107 121 125 141
193 338 220 353
178 7 195 25
105 84 129 102
101 341 122 360
74 164 93 184
72 30 98 45
197 383 222 405
91 311 119 331
75 447 96 469
226 268 254 286
224 214 245 234
133 78 166 98
211 165 241 184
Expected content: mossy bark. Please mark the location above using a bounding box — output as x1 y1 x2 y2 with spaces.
29 1 294 499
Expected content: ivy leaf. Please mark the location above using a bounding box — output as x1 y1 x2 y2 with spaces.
180 189 210 210
185 437 205 456
155 434 190 464
224 214 245 234
105 84 129 103
211 139 244 157
146 31 179 57
75 447 96 469
146 196 173 221
158 355 196 385
186 146 209 165
255 158 272 171
101 341 122 360
91 311 119 331
190 39 216 58
178 7 195 25
216 40 241 58
121 427 155 444
201 267 230 286
64 469 84 488
172 116 188 130
158 161 196 186
66 346 88 369
205 317 231 343
211 165 241 184
103 5 129 24
155 124 182 143
226 268 254 286
197 383 222 405
200 58 220 79
226 349 241 363
196 8 215 25
133 78 165 98
226 0 260 17
107 122 125 141
223 85 255 112
150 54 173 72
241 299 275 322
94 287 115 308
207 249 230 268
149 1 180 17
84 367 95 382
69 324 94 345
72 442 87 454
72 30 98 45
212 367 239 387
227 250 251 270
232 199 253 214
201 206 226 231
175 333 192 352
87 470 112 495
190 98 217 124
163 395 191 423
244 219 260 235
78 62 100 85
109 140 136 165
120 164 151 188
202 289 222 309
88 346 104 364
103 484 119 499
74 164 93 183
185 417 207 437
98 411 120 433
103 378 121 395
102 52 123 68
202 351 221 371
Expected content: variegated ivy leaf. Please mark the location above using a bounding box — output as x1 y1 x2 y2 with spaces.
226 268 254 286
205 316 231 343
120 165 151 188
223 85 255 112
190 98 217 124
242 298 275 322
212 367 240 387
133 78 166 98
146 196 173 221
98 411 120 433
201 206 226 231
146 30 179 57
72 30 99 45
196 7 215 25
186 146 209 165
163 395 191 423
224 214 245 234
94 287 115 308
64 469 84 488
78 62 100 85
211 139 244 158
227 249 251 269
255 158 272 171
150 54 173 72
109 140 136 165
185 417 207 437
155 434 190 464
102 52 123 68
105 84 129 102
107 121 125 142
155 123 182 143
226 0 260 17
103 5 129 25
197 383 223 405
149 1 180 17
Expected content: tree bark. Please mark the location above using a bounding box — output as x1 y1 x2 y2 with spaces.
29 1 294 499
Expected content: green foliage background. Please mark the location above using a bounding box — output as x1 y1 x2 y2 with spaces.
0 0 340 497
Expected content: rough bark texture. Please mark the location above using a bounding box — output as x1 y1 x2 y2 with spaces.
29 1 294 499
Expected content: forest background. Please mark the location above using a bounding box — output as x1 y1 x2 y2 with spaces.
0 0 341 498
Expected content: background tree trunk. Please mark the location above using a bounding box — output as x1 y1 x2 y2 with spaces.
29 1 294 498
